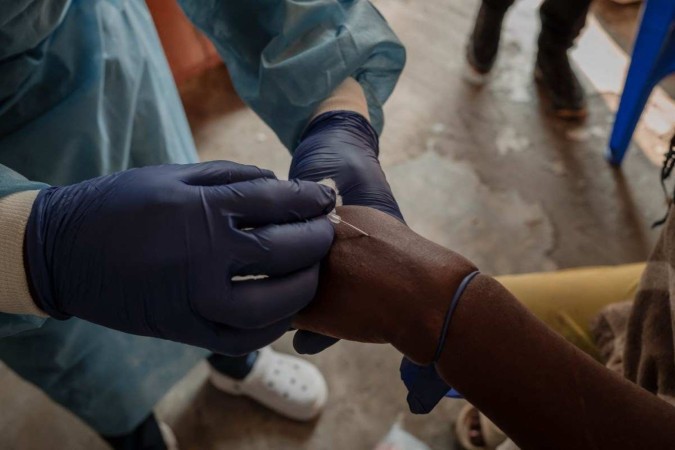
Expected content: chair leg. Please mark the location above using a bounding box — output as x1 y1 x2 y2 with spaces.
653 31 675 82
606 0 674 166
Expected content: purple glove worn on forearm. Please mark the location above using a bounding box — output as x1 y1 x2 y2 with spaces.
290 111 455 414
24 161 336 356
290 111 404 222
290 111 403 355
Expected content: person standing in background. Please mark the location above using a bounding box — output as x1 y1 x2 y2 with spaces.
466 0 591 118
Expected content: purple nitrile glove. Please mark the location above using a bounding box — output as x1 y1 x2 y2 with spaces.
24 161 336 356
400 358 460 414
289 111 404 222
289 111 455 413
289 110 403 354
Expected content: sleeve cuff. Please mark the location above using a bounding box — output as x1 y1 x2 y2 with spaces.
312 78 370 122
0 190 47 317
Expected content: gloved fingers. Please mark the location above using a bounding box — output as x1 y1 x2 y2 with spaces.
233 217 334 276
181 160 276 186
293 330 339 355
400 358 452 414
217 178 336 228
209 317 293 356
205 265 321 329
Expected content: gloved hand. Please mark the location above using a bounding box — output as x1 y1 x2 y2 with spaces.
289 111 403 355
400 355 463 414
290 112 458 413
24 161 336 356
290 111 403 221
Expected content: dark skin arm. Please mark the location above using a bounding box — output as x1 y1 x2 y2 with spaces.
294 206 675 450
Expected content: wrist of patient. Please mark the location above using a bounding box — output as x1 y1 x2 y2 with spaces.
388 251 479 365
432 274 504 388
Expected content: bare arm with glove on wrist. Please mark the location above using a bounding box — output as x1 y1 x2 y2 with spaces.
294 206 675 450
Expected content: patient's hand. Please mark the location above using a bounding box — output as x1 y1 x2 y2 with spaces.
293 206 476 364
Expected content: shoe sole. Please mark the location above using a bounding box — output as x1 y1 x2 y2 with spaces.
462 62 491 86
463 41 494 86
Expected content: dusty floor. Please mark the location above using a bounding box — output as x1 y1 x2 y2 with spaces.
1 0 673 449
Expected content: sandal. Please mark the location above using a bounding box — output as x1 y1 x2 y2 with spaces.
455 404 507 450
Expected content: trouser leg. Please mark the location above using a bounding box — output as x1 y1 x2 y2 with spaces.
466 0 515 74
480 0 593 51
102 413 166 450
538 0 593 50
0 318 208 436
207 351 259 379
481 0 516 14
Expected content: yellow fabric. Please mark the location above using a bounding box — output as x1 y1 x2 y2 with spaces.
495 263 645 359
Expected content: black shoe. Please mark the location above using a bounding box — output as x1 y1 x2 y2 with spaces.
466 4 507 75
534 46 587 119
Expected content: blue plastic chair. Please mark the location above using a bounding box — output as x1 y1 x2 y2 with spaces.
607 0 675 166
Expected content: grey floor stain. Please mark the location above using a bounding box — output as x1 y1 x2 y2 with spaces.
389 150 557 275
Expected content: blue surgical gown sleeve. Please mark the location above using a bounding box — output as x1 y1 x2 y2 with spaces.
0 164 48 337
179 0 406 150
0 2 210 433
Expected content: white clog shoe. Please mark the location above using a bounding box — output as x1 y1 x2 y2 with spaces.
209 346 328 421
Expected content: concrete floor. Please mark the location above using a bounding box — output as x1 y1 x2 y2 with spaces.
2 0 672 449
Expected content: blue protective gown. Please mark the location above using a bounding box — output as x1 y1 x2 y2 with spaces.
0 0 404 435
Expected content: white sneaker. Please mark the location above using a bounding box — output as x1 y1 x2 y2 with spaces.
209 347 328 421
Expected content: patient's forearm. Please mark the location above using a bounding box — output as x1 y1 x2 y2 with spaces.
434 274 675 450
295 206 675 449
